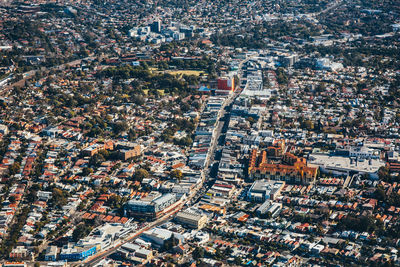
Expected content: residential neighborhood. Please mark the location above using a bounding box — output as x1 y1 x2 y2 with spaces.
0 0 398 266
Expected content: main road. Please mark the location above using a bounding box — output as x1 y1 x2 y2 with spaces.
78 99 231 267
0 56 94 96
311 0 342 17
74 56 252 267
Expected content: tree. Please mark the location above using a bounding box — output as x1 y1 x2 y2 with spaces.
192 246 204 260
378 166 391 182
215 247 223 260
162 234 179 252
133 168 149 182
52 188 67 208
225 246 233 256
113 121 129 135
316 82 326 93
375 185 386 202
336 214 377 233
170 169 183 181
9 195 16 203
301 119 314 130
160 128 175 142
246 117 255 124
276 67 288 85
175 136 193 147
234 256 242 265
72 223 91 242
81 167 93 176
8 162 20 176
107 194 122 209
180 102 190 112
89 152 106 167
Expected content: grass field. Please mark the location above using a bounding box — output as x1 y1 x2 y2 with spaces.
166 70 205 76
150 68 205 76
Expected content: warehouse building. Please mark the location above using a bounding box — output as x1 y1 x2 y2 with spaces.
175 210 208 229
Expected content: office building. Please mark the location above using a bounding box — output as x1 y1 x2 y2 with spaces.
217 77 235 93
150 20 161 33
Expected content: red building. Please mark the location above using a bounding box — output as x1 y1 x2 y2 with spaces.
217 77 234 92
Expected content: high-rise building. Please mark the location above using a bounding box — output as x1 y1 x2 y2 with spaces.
150 20 161 33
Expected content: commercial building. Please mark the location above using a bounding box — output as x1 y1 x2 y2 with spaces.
278 54 298 67
116 142 141 160
247 180 285 202
82 140 114 157
2 263 27 267
119 243 153 263
141 228 184 247
256 201 282 217
0 124 8 135
199 204 226 216
240 61 271 98
59 244 97 261
217 77 235 93
125 193 177 218
44 246 58 261
45 263 68 267
208 183 236 198
348 146 379 159
316 58 343 71
77 223 131 251
175 210 208 229
308 154 385 179
9 247 31 260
